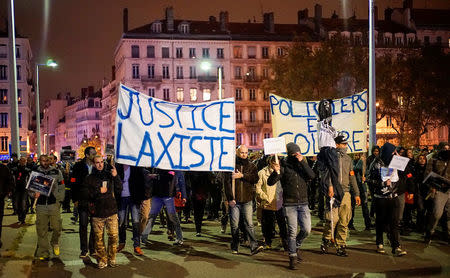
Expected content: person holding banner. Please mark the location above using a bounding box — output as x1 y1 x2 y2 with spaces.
268 142 316 270
224 145 263 256
31 155 65 261
320 136 361 257
0 162 15 249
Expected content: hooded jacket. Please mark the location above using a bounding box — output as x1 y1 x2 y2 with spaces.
336 148 359 196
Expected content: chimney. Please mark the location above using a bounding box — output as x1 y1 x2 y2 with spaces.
111 65 116 81
81 88 87 99
403 0 413 9
314 4 322 33
385 7 393 21
298 9 308 25
88 86 94 96
263 12 275 33
123 8 128 33
219 11 229 31
166 7 174 32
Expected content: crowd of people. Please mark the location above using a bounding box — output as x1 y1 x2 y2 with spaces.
0 140 448 270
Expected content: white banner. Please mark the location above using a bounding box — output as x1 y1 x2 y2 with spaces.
115 84 236 171
270 90 368 156
263 137 286 155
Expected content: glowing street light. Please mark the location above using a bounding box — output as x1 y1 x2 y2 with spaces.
200 61 222 100
36 58 58 155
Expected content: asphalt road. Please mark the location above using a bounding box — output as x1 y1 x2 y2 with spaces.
0 204 449 278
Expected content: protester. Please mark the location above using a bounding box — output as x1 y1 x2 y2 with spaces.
366 146 380 218
186 171 212 236
414 154 429 233
0 161 15 249
255 155 288 250
12 157 31 224
71 146 97 258
87 155 122 269
349 153 371 231
31 155 65 261
320 136 361 257
268 142 315 269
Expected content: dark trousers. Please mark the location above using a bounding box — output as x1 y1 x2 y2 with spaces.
318 188 325 220
15 190 28 223
375 197 401 250
208 186 222 219
193 198 206 233
79 208 95 253
0 197 4 240
62 189 71 211
261 208 287 246
349 183 371 228
318 147 343 205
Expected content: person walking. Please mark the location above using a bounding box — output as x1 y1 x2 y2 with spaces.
0 161 15 249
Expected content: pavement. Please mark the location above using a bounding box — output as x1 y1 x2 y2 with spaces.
0 202 449 278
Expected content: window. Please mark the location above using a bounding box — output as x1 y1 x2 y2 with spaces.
95 124 100 131
152 22 162 33
18 112 22 128
147 46 155 58
176 48 183 58
0 44 6 58
396 37 402 45
189 48 196 58
262 67 269 79
180 24 189 34
163 89 170 101
202 48 210 58
132 64 140 79
384 36 391 45
16 45 20 58
217 48 224 59
263 91 269 100
264 133 271 139
233 46 242 58
0 89 7 104
176 66 183 79
147 64 155 78
190 88 197 101
0 113 8 128
148 88 155 97
0 65 7 80
247 67 256 79
235 88 242 101
236 111 242 123
250 133 257 146
131 45 139 58
262 47 269 59
277 47 284 57
249 89 256 101
17 89 21 104
407 36 414 44
16 65 21 80
424 36 430 45
176 87 184 102
236 133 243 145
0 136 7 151
234 66 242 79
264 110 270 123
162 65 170 79
189 66 196 79
250 110 256 122
203 89 211 101
247 46 256 59
162 47 170 58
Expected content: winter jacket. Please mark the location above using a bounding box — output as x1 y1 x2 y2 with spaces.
148 168 185 198
267 156 316 206
12 165 31 192
224 156 259 203
0 164 15 197
34 165 65 206
425 150 450 192
87 168 123 218
70 158 92 208
116 164 152 205
186 171 212 201
256 166 283 211
336 148 360 196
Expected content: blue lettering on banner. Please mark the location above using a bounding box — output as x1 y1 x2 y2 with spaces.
116 122 137 162
352 130 363 152
219 137 235 171
135 131 155 166
189 136 205 168
154 101 174 128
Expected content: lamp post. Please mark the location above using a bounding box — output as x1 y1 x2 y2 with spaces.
36 59 58 156
368 0 377 153
200 61 222 100
8 0 19 156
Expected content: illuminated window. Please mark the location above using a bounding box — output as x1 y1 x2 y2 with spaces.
190 88 197 101
203 89 211 101
176 87 184 102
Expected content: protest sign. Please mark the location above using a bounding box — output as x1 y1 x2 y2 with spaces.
263 137 286 155
389 155 410 171
269 90 368 156
26 171 55 196
114 84 235 171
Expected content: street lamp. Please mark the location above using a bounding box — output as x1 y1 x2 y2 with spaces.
36 59 58 156
200 61 222 100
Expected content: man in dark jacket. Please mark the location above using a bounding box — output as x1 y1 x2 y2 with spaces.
71 146 97 258
12 157 31 224
87 155 122 269
224 145 263 256
115 163 150 256
0 162 15 249
268 142 316 269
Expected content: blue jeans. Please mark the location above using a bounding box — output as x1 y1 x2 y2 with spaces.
141 197 183 241
118 197 141 247
229 201 258 251
284 204 311 256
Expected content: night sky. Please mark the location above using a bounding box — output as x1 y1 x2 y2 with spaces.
0 0 448 104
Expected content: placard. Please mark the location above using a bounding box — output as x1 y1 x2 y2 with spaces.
263 137 286 155
26 171 55 197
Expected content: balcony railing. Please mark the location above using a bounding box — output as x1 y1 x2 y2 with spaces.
244 75 263 83
76 116 101 123
197 75 218 82
141 75 163 82
245 120 263 127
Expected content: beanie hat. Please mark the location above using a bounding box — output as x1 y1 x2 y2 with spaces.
286 142 301 156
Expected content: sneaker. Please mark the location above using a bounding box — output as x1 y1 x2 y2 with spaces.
117 243 126 253
79 251 88 258
264 244 272 250
231 250 238 254
108 260 118 268
141 236 150 245
38 256 49 261
53 245 60 256
195 233 202 237
221 225 226 234
98 261 107 269
250 245 264 256
424 233 432 245
348 225 356 231
320 238 331 254
90 251 98 259
134 247 144 256
173 239 184 246
336 246 348 257
393 247 407 257
376 244 386 254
